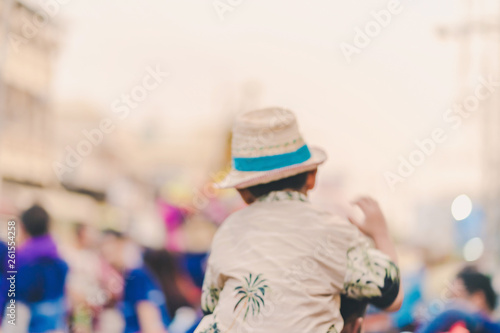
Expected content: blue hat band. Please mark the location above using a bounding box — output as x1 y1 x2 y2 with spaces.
233 145 312 172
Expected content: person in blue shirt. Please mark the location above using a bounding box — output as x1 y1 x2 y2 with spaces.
419 309 500 333
417 267 500 333
13 205 69 333
100 229 170 333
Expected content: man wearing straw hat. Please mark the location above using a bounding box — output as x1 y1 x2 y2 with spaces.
195 107 403 333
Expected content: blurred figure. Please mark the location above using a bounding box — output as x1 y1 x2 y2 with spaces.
143 249 198 333
100 229 170 333
340 295 368 333
66 223 100 332
158 199 189 253
5 205 68 332
417 267 500 333
66 223 117 333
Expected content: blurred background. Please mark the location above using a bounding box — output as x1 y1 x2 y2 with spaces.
0 0 499 332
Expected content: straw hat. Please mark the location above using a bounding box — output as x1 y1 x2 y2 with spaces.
216 107 327 189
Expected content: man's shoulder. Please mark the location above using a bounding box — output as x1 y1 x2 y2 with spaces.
219 201 355 232
301 202 356 229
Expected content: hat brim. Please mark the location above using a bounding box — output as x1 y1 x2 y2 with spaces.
215 146 327 189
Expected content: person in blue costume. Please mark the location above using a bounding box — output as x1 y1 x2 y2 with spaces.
13 205 69 333
100 229 171 333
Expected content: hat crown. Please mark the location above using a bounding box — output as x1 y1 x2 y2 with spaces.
232 107 305 158
216 107 327 188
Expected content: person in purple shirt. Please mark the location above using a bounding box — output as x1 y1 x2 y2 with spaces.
13 205 68 333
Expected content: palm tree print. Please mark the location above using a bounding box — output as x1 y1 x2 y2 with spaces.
343 245 400 299
202 285 220 314
199 320 221 333
227 273 269 331
327 324 338 333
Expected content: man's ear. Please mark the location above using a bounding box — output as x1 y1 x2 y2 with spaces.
305 169 318 190
237 189 256 205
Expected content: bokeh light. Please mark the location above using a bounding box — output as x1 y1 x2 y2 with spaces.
463 237 484 262
451 194 473 221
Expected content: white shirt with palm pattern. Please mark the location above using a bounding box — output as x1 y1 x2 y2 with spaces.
195 191 400 333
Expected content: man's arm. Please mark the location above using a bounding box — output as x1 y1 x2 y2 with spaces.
347 197 404 311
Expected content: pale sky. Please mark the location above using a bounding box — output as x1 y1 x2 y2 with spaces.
48 0 489 236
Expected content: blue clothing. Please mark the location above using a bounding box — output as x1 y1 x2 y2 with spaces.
0 242 9 314
17 257 68 333
181 252 208 288
391 269 424 329
186 319 202 333
122 267 171 333
417 309 500 333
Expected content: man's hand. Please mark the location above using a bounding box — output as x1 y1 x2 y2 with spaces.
348 197 389 241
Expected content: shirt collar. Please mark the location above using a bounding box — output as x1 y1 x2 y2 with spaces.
257 191 309 203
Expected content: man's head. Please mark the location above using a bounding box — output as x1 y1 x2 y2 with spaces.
340 295 367 333
100 229 142 271
454 267 497 314
21 204 50 238
237 169 317 204
100 229 127 269
74 223 96 249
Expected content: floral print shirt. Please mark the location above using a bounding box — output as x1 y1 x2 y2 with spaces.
195 191 400 333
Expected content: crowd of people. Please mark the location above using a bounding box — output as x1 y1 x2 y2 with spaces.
3 107 500 332
3 201 500 332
